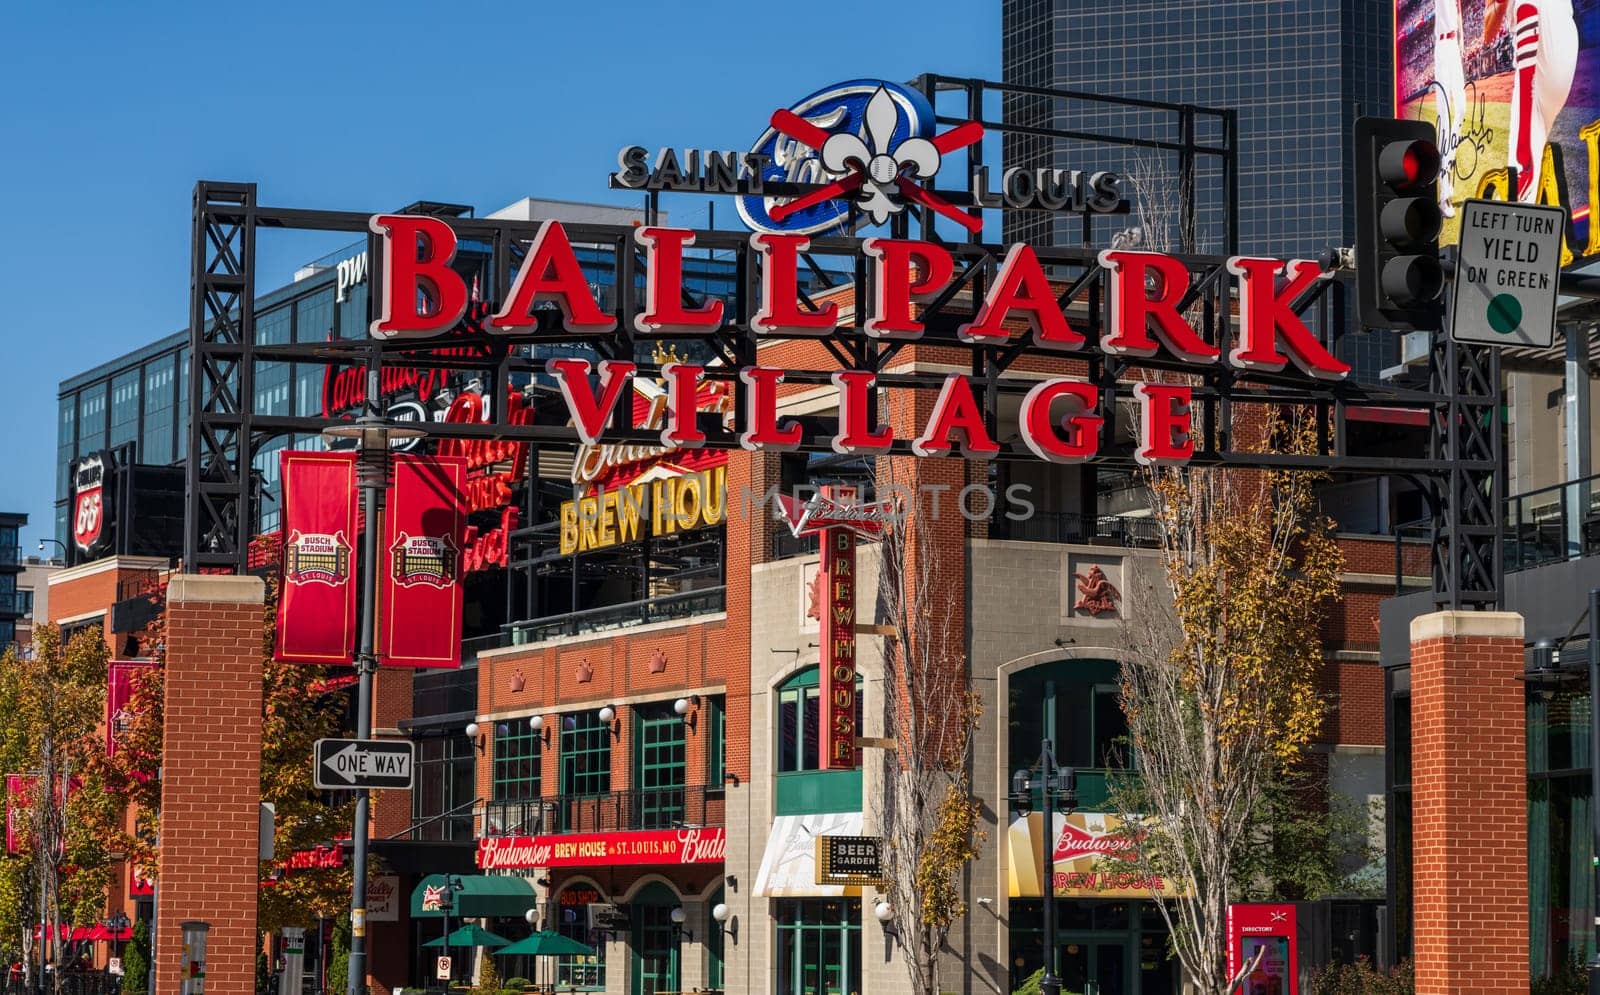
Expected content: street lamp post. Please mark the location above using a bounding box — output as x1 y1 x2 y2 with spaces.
105 911 130 976
1010 740 1077 995
322 379 426 995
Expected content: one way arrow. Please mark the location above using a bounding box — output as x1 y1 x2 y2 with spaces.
322 743 361 784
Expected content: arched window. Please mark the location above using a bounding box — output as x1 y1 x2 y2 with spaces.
630 882 680 994
776 667 864 773
1007 659 1129 811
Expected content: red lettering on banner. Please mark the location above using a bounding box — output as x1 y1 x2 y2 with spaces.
491 220 617 333
634 228 724 333
368 215 469 339
460 507 520 575
1019 380 1101 463
476 828 727 870
821 500 859 771
1226 257 1349 380
862 237 953 339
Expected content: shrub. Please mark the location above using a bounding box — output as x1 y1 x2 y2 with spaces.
120 919 151 995
504 980 531 989
1305 957 1414 995
1532 959 1589 995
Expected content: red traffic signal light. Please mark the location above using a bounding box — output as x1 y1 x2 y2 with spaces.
1378 139 1442 193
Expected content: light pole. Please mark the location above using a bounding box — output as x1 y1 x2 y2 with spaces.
36 539 66 561
1588 588 1600 995
1011 740 1076 995
105 910 130 974
322 382 426 995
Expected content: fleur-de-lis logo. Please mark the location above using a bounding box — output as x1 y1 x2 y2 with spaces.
820 88 942 225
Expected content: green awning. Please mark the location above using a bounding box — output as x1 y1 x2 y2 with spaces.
411 874 538 919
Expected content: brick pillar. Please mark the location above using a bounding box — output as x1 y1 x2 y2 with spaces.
1409 610 1528 994
156 575 265 995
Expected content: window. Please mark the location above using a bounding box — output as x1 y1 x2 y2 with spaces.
634 704 686 828
142 359 176 465
707 694 726 788
560 711 611 798
57 394 75 500
492 717 542 802
78 386 106 454
1007 659 1130 812
109 371 139 449
555 884 604 988
1528 685 1595 977
629 883 680 995
411 734 475 841
774 899 860 995
777 669 863 773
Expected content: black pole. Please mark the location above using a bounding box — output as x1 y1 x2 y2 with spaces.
1588 587 1600 995
1040 739 1060 995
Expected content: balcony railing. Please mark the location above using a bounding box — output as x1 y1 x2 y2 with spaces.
989 511 1160 547
484 785 724 837
503 586 726 646
0 591 32 618
0 547 19 567
1504 473 1600 572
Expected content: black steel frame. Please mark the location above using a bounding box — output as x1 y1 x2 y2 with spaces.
185 79 1499 609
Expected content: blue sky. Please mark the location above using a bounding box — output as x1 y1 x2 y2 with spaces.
0 1 999 552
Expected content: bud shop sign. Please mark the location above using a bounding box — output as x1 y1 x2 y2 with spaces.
477 828 727 870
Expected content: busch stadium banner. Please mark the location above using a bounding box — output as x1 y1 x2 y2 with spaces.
276 452 359 665
380 455 467 669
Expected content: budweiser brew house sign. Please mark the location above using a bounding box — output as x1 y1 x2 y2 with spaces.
361 82 1351 469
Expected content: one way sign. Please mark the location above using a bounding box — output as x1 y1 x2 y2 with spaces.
314 738 415 791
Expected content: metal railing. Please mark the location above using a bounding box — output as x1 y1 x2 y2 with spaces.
387 795 483 843
989 511 1160 547
503 587 726 645
484 785 724 837
1504 473 1600 572
0 975 123 995
0 591 32 617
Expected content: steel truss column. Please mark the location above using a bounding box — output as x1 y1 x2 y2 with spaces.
1429 333 1503 608
185 182 258 573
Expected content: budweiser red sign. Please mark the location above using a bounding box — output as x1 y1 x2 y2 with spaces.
1053 820 1138 863
477 828 727 870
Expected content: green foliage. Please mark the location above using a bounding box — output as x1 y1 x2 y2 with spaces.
472 954 502 995
1304 958 1413 995
503 979 531 989
1233 769 1383 902
327 914 351 994
1531 959 1589 995
1012 969 1083 995
120 919 150 995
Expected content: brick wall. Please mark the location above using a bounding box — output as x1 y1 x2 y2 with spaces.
1408 610 1527 994
155 575 265 995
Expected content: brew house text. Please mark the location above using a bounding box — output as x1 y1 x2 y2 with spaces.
368 215 1353 467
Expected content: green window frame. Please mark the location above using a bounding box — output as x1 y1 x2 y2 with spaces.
774 899 860 995
561 710 611 798
777 668 862 773
707 694 726 787
555 883 605 989
635 703 687 829
630 883 679 994
492 717 542 802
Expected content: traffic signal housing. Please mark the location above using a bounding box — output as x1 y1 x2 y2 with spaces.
1354 117 1445 330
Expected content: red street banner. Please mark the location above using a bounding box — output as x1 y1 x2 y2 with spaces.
276 452 359 665
476 828 727 870
106 660 154 758
380 455 467 669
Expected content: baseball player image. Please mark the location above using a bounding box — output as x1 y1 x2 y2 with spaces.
1480 0 1579 202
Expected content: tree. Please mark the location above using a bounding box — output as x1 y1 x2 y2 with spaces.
0 624 122 992
120 918 150 995
871 486 986 995
1112 411 1344 995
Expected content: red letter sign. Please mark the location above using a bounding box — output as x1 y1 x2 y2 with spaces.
830 371 893 455
1098 250 1220 363
659 363 707 447
547 359 637 444
634 227 724 333
751 233 838 335
369 215 468 339
862 238 953 339
738 367 803 450
911 375 1001 458
1226 257 1350 380
1134 383 1194 466
1019 380 1102 463
492 220 617 333
957 243 1084 350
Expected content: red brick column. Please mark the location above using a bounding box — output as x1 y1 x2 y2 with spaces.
156 575 266 995
1409 610 1527 994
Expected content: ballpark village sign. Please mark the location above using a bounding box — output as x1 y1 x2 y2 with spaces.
187 74 1490 603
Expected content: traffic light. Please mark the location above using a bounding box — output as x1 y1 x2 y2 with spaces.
1354 117 1445 330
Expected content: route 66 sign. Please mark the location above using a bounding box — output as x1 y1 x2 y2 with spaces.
72 452 110 557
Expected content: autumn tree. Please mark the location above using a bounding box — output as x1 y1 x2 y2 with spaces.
1111 412 1343 995
0 624 123 991
871 483 986 995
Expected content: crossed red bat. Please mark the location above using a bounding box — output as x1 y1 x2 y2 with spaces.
766 109 986 234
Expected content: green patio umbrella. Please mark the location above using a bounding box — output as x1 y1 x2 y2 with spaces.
422 924 511 949
493 931 595 958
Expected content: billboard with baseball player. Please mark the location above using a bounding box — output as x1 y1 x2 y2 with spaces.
1396 0 1597 254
